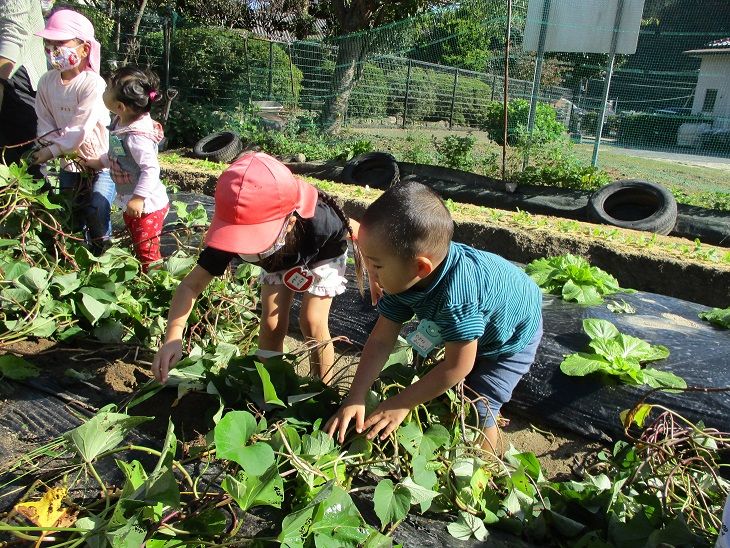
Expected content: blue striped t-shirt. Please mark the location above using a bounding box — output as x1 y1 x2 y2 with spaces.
377 242 543 358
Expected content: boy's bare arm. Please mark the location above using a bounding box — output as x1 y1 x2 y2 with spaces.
325 315 402 442
362 339 478 440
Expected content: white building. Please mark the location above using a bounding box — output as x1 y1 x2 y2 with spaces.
684 38 730 129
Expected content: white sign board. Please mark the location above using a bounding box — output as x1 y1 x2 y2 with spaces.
523 0 646 54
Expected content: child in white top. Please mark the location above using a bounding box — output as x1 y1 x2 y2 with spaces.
83 66 168 271
31 9 115 255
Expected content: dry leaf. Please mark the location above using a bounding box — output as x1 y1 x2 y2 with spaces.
14 486 76 529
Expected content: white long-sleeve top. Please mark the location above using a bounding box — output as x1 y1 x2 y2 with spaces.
0 0 46 89
35 69 109 170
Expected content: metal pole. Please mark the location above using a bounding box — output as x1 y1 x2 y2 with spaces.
448 68 459 129
244 38 252 102
501 0 513 182
163 14 171 91
592 0 625 167
267 41 274 101
525 0 551 168
288 43 296 107
402 58 413 129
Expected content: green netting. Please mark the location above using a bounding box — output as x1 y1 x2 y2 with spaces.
85 0 730 162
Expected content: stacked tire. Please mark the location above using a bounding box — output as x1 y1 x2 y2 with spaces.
192 132 243 163
587 179 678 236
342 152 400 190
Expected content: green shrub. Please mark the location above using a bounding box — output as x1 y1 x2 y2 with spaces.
164 101 232 146
348 63 389 119
162 28 302 108
384 66 437 123
434 134 476 171
481 99 565 145
616 113 709 148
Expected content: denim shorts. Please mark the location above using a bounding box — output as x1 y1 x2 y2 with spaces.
465 320 543 427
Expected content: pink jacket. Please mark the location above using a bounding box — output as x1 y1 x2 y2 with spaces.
100 114 168 214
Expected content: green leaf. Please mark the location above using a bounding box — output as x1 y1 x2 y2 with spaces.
93 320 126 343
412 454 437 491
214 410 275 475
396 420 422 456
373 479 411 528
78 293 108 325
166 254 197 278
563 280 603 305
64 405 152 462
401 476 440 513
0 355 40 380
255 361 286 407
106 515 146 548
19 267 50 291
382 337 413 370
641 368 687 389
222 466 284 511
279 483 373 547
560 353 611 376
447 511 488 541
419 424 450 459
179 508 228 536
583 319 620 341
548 510 586 537
699 306 730 329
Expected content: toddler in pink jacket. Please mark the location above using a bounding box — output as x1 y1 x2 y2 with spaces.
83 66 169 271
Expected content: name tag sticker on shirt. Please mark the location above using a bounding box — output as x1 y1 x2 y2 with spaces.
109 135 126 157
407 319 443 357
283 266 314 292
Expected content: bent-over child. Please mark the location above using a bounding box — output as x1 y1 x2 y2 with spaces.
325 181 543 453
82 66 168 272
152 152 364 385
31 9 114 254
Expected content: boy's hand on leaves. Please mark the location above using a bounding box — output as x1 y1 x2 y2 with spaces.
31 147 53 165
325 398 366 444
362 398 411 441
126 196 145 218
152 339 183 384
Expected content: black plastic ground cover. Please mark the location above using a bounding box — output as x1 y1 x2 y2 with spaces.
286 160 730 247
291 265 730 443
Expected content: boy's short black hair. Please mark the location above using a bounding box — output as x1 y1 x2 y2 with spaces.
361 180 454 259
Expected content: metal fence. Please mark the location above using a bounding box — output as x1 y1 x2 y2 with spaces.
89 1 729 160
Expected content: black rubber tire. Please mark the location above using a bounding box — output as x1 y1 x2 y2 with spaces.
342 152 400 190
588 179 678 235
192 131 243 163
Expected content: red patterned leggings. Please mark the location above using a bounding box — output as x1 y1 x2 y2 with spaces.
123 204 169 272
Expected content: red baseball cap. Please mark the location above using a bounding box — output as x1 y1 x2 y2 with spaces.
205 152 319 254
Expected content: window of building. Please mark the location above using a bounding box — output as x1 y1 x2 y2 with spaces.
702 89 718 113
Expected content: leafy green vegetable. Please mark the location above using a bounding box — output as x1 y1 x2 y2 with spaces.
698 306 730 329
560 319 684 389
525 254 629 305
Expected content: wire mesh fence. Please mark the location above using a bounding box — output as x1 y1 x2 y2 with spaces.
80 0 730 162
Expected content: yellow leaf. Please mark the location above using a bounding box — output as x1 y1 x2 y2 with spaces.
14 487 74 529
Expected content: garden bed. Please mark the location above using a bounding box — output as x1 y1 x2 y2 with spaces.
160 157 730 308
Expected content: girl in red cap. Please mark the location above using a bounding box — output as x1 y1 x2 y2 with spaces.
152 152 364 385
30 9 115 255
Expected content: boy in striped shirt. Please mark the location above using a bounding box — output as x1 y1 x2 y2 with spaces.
325 181 543 453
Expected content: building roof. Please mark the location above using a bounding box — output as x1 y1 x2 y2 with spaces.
684 37 730 56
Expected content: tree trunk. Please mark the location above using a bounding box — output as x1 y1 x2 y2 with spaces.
122 0 149 65
321 0 375 134
320 35 366 134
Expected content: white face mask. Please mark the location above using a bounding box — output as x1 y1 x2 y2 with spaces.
45 44 83 71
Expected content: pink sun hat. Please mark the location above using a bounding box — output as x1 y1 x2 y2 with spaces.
204 152 319 254
35 9 101 73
